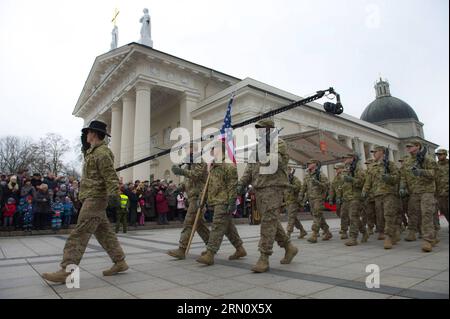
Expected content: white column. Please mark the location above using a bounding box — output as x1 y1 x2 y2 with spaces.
343 136 353 150
327 164 336 181
358 139 367 169
389 148 394 162
366 142 374 160
180 92 198 133
331 132 339 140
110 104 122 168
120 93 135 183
133 82 152 181
321 165 328 178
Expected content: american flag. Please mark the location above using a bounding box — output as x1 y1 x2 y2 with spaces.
219 92 236 165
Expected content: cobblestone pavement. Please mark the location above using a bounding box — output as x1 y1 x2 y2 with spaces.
0 217 448 299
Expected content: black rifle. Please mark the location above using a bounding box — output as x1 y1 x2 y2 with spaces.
349 155 359 177
383 146 390 174
413 146 428 170
315 162 322 181
288 168 296 184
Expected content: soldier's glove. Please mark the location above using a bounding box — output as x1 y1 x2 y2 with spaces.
171 165 185 176
361 191 368 199
227 198 237 214
81 130 90 155
108 195 121 209
382 174 396 184
399 188 408 198
336 198 342 205
344 176 354 183
412 168 430 177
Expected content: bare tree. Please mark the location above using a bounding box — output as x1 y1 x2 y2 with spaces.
0 136 39 174
39 133 70 176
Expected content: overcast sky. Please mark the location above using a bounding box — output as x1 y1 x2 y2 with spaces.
0 0 448 164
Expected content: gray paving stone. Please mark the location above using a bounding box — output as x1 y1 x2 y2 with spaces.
189 278 256 297
0 284 57 299
118 278 180 295
221 287 298 299
409 279 450 294
267 279 334 296
308 286 391 299
59 286 136 299
430 271 449 282
137 286 213 299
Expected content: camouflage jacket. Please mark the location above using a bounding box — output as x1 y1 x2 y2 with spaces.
238 138 290 190
207 163 238 206
300 171 329 202
79 141 119 202
338 165 365 202
400 154 437 194
329 173 344 201
435 159 449 196
181 163 207 199
362 160 399 197
284 175 302 205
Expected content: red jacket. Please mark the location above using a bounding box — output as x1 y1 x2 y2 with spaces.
3 204 16 217
156 192 169 214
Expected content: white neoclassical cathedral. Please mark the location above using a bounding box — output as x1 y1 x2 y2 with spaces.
72 13 438 184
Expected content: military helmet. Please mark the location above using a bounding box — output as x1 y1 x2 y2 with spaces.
435 149 448 156
255 118 275 128
370 145 386 153
306 159 320 165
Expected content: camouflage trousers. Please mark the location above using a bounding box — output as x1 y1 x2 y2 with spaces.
256 187 290 256
286 203 306 234
115 208 128 233
207 204 243 254
339 202 350 232
310 198 330 233
407 193 436 243
374 194 398 238
342 200 366 239
61 198 125 268
179 198 209 249
398 196 409 227
362 199 376 231
437 194 449 223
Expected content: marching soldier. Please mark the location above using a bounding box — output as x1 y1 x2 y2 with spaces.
362 158 377 236
300 159 332 243
196 140 246 266
237 119 298 273
42 121 128 283
329 163 347 239
362 146 400 249
340 153 369 246
168 144 210 260
435 149 449 225
400 139 438 252
284 167 308 239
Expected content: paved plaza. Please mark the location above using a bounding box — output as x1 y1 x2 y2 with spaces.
0 217 448 299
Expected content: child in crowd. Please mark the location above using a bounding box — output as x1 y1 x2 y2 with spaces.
22 196 34 232
138 198 145 226
62 196 74 229
3 198 16 229
51 198 63 232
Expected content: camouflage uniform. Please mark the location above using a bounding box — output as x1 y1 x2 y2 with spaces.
362 160 377 234
61 140 125 268
339 160 367 244
284 175 307 238
435 150 449 223
363 150 400 244
205 162 243 254
329 164 347 235
177 163 210 250
398 158 409 230
301 166 331 239
238 120 297 272
400 140 438 249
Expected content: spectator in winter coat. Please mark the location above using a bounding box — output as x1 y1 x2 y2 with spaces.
20 179 36 199
156 187 169 225
3 198 16 228
62 196 74 228
22 196 34 231
33 184 52 230
6 176 20 203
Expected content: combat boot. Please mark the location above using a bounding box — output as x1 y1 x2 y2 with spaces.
322 231 333 241
433 232 440 246
393 229 401 245
229 246 247 260
384 237 393 250
196 250 214 265
361 231 369 243
280 243 298 264
103 260 129 276
377 232 386 240
345 237 358 246
404 231 416 242
421 241 433 253
298 229 308 239
42 268 71 283
167 247 186 260
340 232 348 240
368 227 374 235
251 254 270 273
307 232 318 243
